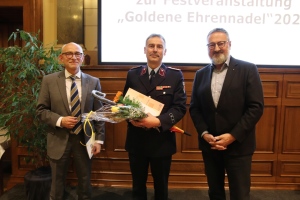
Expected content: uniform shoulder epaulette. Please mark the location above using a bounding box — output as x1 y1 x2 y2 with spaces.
167 67 181 71
130 66 142 70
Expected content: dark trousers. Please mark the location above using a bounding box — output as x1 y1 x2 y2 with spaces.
128 153 172 200
50 133 92 200
202 150 252 200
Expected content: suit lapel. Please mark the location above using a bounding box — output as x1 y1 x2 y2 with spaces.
57 71 71 114
218 57 237 106
79 73 92 145
138 66 151 89
205 65 217 110
81 72 88 110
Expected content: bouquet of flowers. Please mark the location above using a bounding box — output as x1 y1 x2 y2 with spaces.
81 91 147 123
81 90 191 136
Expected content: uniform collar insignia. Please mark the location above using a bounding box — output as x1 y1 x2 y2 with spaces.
159 68 165 77
140 67 147 76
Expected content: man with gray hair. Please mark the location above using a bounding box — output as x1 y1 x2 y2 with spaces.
123 34 186 200
37 42 105 199
190 28 264 200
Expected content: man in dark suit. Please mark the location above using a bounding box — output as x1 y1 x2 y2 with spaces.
123 33 186 200
36 42 105 200
189 28 264 200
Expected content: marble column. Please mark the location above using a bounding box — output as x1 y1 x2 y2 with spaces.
57 0 84 45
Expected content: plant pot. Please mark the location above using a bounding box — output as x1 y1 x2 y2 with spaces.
24 166 51 200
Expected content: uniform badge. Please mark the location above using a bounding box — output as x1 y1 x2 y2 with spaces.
156 86 171 90
140 67 147 76
159 68 165 77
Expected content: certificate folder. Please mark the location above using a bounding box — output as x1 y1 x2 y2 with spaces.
124 88 164 116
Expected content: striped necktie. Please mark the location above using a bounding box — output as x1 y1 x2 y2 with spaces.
70 76 82 135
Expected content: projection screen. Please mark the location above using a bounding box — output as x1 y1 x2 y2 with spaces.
98 0 299 67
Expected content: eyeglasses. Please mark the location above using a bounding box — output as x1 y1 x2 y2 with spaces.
207 41 228 50
62 52 83 59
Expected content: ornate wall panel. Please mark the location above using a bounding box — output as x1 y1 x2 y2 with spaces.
276 74 300 186
69 67 300 189
5 65 300 190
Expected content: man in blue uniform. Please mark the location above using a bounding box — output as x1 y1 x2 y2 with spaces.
123 33 187 200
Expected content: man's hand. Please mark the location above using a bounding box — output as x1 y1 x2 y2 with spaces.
205 133 236 151
61 116 79 129
203 133 217 143
92 143 101 155
130 113 160 129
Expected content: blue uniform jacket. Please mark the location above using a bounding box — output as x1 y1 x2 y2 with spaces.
123 64 187 157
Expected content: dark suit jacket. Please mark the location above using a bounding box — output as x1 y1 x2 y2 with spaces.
36 70 105 160
189 56 264 156
123 64 186 157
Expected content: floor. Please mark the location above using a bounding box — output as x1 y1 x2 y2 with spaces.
1 162 300 200
1 184 300 200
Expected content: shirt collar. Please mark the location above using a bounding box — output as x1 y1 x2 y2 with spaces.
147 65 161 75
65 69 81 79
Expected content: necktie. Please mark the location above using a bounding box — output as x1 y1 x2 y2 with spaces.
70 76 82 135
149 70 155 84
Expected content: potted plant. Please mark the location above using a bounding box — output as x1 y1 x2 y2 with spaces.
0 29 62 199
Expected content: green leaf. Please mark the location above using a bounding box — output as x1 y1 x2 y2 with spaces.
0 29 62 168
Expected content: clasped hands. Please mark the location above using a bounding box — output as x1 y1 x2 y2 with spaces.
203 133 236 151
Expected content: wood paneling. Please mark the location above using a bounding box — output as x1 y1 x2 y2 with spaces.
77 66 300 189
282 107 300 153
5 63 300 189
0 0 43 37
274 74 300 186
255 106 277 152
